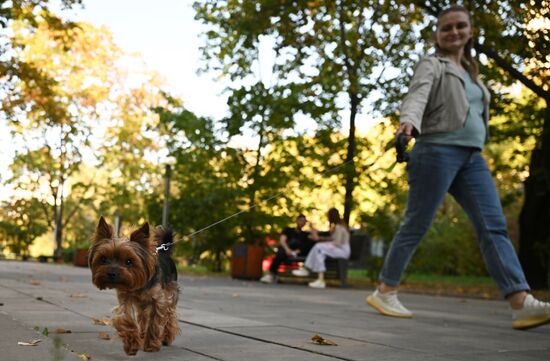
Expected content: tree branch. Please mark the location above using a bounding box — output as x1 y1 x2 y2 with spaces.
474 41 549 103
62 174 97 228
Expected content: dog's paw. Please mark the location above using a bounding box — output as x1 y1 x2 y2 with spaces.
143 338 162 352
123 345 139 356
143 344 161 352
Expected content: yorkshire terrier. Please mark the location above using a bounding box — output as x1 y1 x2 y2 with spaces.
88 216 180 355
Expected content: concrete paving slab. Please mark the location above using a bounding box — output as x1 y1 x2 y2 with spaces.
0 311 81 361
1 260 549 361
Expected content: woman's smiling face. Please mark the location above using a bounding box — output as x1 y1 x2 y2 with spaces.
435 10 473 55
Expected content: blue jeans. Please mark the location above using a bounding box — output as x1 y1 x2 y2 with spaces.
380 142 530 297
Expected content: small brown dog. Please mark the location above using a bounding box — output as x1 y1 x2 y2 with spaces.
89 217 180 355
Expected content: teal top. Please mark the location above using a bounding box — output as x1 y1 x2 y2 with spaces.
417 70 486 149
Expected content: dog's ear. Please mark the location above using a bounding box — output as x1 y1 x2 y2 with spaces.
130 222 150 247
94 216 114 242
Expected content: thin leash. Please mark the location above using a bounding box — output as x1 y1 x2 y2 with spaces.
155 158 355 252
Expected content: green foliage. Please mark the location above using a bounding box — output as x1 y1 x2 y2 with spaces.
155 105 243 270
3 17 123 255
193 0 426 224
0 198 48 257
409 197 486 277
2 12 171 256
59 247 74 264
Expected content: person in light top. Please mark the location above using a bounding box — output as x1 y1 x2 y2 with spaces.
366 5 550 330
292 208 350 289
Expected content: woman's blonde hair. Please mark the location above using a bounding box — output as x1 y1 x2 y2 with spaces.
435 5 479 80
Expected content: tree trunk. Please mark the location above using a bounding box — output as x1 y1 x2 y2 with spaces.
214 250 222 273
54 215 63 259
54 203 63 259
343 94 359 226
54 181 64 259
162 165 171 228
246 120 265 243
518 106 550 289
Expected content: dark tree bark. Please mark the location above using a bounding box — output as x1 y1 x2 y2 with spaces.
518 107 550 289
343 94 359 227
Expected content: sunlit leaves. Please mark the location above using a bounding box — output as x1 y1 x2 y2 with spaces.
0 198 49 256
2 10 171 253
193 0 426 227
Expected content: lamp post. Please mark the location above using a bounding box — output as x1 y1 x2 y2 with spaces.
162 164 171 228
114 210 121 237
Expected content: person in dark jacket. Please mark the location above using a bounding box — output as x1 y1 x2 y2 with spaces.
260 214 314 284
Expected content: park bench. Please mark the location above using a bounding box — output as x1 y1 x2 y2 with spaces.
278 231 370 287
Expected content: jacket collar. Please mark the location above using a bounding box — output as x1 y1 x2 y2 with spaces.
434 55 465 80
433 54 490 106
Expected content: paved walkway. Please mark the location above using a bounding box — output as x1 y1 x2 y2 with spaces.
0 260 548 361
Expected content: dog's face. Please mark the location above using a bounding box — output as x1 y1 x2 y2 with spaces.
89 217 157 291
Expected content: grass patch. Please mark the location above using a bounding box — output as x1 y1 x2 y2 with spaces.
344 269 502 299
348 270 492 286
176 264 229 277
402 273 494 286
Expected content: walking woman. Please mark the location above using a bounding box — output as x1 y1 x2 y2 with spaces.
366 5 550 330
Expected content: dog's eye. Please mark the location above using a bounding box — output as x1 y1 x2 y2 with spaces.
100 256 109 265
125 259 133 267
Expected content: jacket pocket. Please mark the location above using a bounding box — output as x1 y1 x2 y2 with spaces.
422 102 446 132
424 102 444 119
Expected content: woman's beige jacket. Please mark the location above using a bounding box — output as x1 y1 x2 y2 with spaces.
400 55 490 136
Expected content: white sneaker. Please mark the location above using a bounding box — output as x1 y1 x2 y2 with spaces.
366 289 413 318
292 267 310 277
512 294 550 330
308 279 326 289
260 273 275 284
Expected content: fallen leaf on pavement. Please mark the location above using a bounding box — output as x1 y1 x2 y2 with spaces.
92 318 110 326
55 328 72 334
311 334 337 346
70 293 87 298
78 352 91 360
18 339 42 346
98 332 111 340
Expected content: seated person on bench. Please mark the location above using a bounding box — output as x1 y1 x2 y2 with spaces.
292 208 350 289
260 214 314 284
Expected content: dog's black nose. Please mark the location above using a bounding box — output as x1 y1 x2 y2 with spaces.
107 269 118 280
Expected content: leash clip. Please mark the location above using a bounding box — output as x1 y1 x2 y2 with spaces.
155 243 173 253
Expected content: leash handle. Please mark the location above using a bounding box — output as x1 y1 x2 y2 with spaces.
396 132 410 163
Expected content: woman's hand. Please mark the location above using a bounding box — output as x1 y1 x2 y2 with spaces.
285 248 297 257
309 229 320 241
397 122 414 142
288 250 298 257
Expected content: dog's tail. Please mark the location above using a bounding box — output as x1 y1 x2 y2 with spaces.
153 225 175 253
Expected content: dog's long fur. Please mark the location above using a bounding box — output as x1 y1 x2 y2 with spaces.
89 217 180 355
